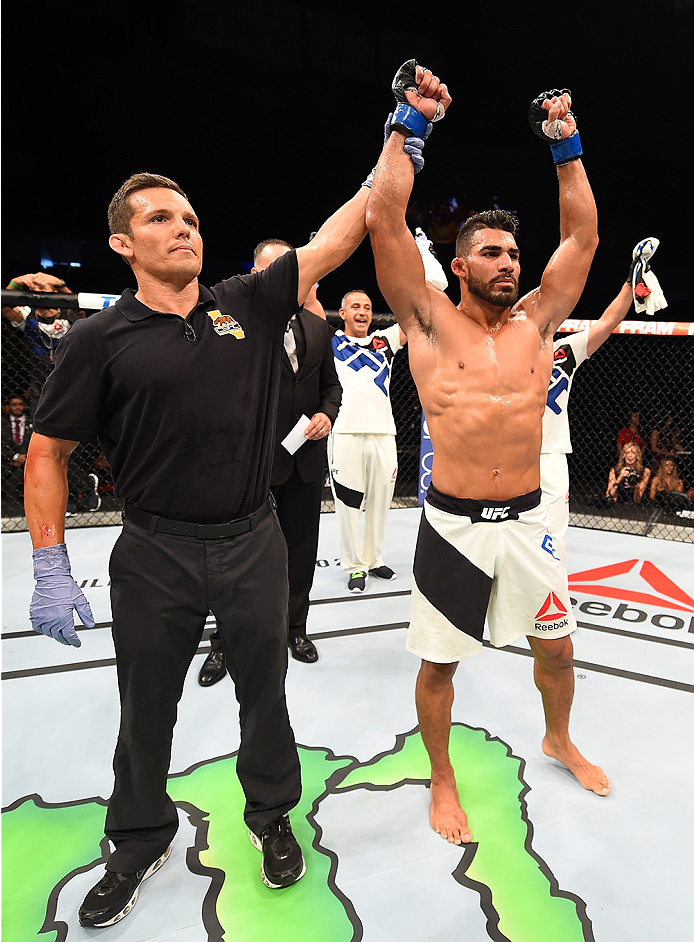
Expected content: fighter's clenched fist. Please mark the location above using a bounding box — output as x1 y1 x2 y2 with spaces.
530 89 576 140
529 88 583 165
391 59 452 136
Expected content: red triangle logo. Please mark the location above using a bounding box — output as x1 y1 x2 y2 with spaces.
535 592 568 621
372 338 386 350
568 559 694 613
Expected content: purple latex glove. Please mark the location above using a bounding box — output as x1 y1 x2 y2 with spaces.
362 113 433 187
29 543 95 647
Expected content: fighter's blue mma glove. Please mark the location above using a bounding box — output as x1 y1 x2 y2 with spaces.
391 59 446 137
528 88 583 165
29 543 95 647
362 113 432 187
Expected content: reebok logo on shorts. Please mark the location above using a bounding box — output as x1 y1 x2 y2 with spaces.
534 592 569 631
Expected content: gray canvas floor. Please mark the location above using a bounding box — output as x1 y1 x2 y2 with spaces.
3 508 694 941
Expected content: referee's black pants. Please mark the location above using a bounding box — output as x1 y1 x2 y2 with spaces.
104 511 301 873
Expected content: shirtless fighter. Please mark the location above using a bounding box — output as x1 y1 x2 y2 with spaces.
366 65 610 845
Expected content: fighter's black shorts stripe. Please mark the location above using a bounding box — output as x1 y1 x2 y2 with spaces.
332 477 364 510
413 511 493 642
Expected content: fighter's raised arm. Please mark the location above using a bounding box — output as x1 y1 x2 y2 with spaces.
366 61 452 336
520 90 598 336
295 85 437 306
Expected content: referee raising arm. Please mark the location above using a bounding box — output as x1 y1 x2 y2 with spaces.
23 156 392 928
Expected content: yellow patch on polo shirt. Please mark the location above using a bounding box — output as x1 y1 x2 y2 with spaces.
207 310 245 339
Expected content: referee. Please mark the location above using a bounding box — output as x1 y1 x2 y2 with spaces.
24 170 373 929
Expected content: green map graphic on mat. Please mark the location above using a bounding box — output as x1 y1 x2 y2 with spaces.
2 726 593 942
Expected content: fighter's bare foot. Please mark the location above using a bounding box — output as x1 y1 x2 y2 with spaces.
429 778 473 844
542 735 611 796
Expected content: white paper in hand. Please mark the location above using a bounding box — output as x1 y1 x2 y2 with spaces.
281 414 311 455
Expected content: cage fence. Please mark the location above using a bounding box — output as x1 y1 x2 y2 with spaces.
562 329 694 541
2 307 693 542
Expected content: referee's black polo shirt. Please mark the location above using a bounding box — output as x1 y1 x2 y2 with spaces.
33 251 298 523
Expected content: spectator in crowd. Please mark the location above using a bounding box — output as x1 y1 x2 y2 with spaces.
616 411 646 453
649 414 683 470
606 442 651 504
2 272 78 402
198 239 341 683
329 290 406 592
649 458 684 502
1 394 33 511
2 272 100 512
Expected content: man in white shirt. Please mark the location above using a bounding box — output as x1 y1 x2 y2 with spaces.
329 290 407 591
541 279 634 561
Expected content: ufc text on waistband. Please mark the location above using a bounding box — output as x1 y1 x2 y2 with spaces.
425 484 542 523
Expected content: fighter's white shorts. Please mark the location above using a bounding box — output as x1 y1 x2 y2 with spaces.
540 452 570 547
407 485 576 663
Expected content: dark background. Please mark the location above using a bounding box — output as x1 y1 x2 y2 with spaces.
2 0 692 319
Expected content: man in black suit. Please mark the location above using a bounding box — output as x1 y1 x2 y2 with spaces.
2 394 33 512
199 239 341 682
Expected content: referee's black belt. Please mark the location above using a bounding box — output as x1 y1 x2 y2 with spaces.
123 497 273 540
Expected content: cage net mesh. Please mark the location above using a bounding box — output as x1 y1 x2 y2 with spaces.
2 312 693 543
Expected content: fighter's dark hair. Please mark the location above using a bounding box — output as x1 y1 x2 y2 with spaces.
252 239 293 263
455 210 519 259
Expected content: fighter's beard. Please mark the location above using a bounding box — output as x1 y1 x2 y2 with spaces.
468 275 519 308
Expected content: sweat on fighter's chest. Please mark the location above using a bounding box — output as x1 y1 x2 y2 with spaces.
414 317 547 393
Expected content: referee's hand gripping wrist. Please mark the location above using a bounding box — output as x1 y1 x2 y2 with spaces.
362 112 432 187
30 543 95 647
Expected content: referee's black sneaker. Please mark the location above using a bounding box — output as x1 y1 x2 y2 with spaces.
78 845 171 928
249 814 306 889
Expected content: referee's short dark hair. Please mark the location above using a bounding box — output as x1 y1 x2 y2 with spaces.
108 173 189 237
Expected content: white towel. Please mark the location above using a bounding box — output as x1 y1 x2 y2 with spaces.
414 228 449 291
631 237 667 316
